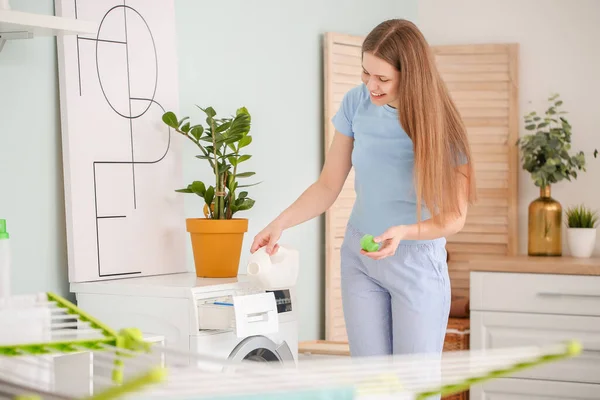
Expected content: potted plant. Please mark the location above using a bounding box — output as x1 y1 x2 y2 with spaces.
517 93 597 256
162 106 259 278
565 204 598 258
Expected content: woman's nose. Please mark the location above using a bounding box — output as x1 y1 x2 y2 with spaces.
366 78 378 91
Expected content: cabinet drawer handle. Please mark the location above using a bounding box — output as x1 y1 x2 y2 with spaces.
538 291 600 298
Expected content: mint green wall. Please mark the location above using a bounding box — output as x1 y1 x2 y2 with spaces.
0 0 417 339
0 0 70 299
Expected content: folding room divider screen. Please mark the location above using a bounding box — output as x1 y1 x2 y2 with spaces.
322 32 519 341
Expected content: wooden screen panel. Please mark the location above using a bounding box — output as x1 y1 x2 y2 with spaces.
323 32 519 341
433 44 519 298
323 33 362 342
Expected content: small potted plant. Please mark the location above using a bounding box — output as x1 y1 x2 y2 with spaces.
565 204 598 258
162 106 259 278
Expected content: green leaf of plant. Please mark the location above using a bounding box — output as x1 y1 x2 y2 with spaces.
237 155 251 163
213 132 225 143
227 176 236 191
237 181 262 188
239 136 252 148
235 171 256 178
221 134 244 145
566 204 599 228
215 121 232 133
236 106 250 117
181 122 191 133
162 112 179 128
190 181 206 197
204 186 215 206
227 113 251 137
220 163 232 173
227 156 239 167
175 187 193 193
198 106 216 118
235 198 255 212
190 126 204 141
239 191 248 198
525 124 536 130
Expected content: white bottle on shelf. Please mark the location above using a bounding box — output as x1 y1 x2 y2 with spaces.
0 219 10 299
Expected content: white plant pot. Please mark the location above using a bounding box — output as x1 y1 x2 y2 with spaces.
566 228 597 258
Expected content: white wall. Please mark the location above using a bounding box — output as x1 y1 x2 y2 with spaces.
418 0 600 256
175 0 417 340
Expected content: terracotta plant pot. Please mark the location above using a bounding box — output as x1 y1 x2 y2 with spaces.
186 218 248 278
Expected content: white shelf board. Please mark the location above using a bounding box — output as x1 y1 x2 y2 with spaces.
0 9 97 36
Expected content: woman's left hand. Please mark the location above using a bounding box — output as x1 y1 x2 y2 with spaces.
361 225 408 260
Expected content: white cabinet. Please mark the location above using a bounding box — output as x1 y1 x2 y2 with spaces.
470 271 600 399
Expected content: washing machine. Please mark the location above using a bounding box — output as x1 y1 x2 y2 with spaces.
70 272 298 366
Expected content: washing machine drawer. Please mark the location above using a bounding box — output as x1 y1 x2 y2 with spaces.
197 292 279 337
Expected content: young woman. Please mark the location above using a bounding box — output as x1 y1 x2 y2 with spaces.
251 19 476 363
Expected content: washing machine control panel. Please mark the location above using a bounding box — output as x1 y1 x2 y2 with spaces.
266 289 292 314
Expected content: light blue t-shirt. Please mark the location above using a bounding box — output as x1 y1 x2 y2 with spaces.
332 83 437 244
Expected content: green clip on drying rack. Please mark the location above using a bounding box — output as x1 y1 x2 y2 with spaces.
0 291 585 400
0 292 166 400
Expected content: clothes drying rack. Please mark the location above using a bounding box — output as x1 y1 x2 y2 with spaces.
0 292 582 400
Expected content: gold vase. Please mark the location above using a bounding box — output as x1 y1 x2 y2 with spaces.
528 185 562 256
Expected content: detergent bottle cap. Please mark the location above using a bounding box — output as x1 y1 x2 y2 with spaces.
0 219 9 240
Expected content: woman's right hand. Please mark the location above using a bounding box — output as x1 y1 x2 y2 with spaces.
250 223 283 255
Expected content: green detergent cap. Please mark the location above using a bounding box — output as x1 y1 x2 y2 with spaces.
0 219 8 240
360 234 380 252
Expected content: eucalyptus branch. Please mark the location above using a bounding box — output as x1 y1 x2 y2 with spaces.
517 93 597 188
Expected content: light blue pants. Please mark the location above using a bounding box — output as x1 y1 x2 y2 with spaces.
340 223 451 397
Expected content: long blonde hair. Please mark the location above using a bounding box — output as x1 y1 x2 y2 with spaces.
362 19 477 226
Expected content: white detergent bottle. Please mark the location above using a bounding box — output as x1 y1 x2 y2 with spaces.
0 219 10 299
246 245 299 290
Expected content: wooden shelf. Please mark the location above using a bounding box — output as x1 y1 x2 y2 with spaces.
453 254 600 276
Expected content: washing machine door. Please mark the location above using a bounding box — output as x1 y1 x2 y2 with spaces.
228 335 295 364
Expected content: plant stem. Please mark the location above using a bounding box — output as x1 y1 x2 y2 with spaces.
228 142 241 219
209 118 223 219
222 171 229 218
175 129 215 171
